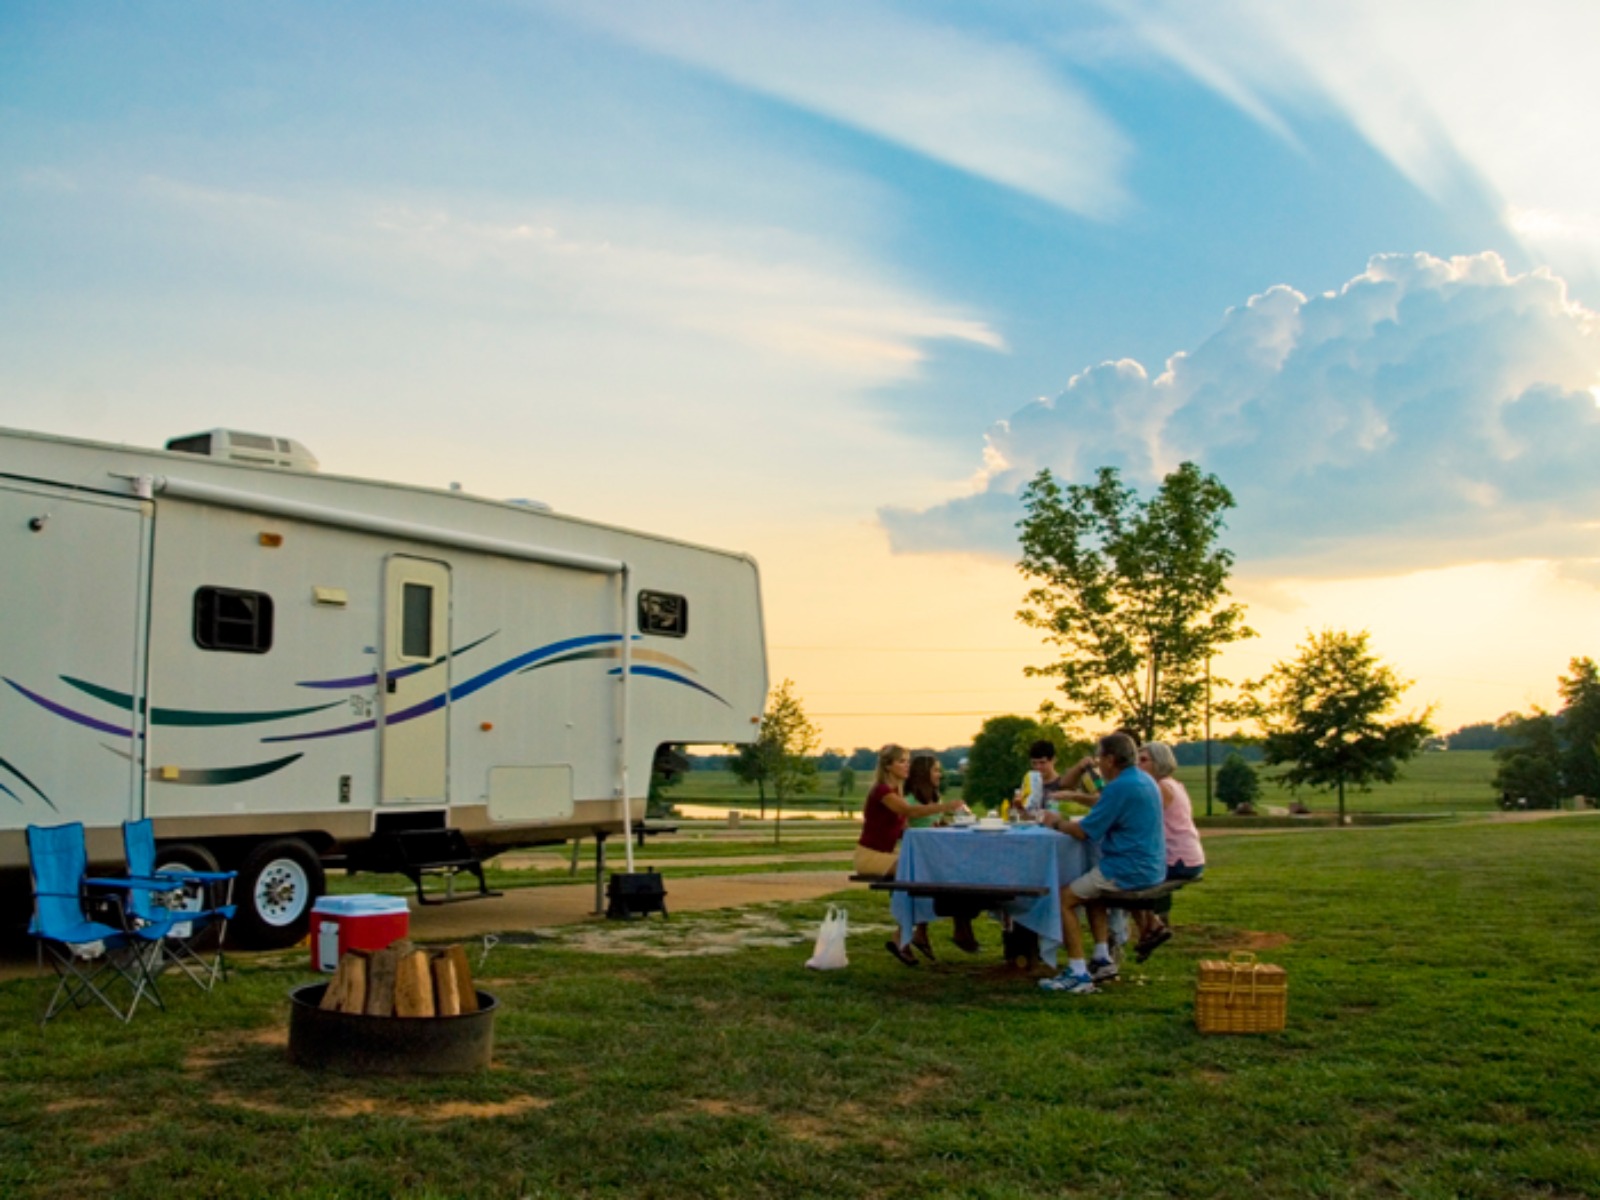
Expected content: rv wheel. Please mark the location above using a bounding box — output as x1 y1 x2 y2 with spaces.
234 838 326 950
154 842 222 875
153 843 226 947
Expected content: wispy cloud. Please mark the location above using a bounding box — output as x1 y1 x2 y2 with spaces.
131 173 1003 381
1113 1 1600 281
882 252 1600 577
538 0 1131 219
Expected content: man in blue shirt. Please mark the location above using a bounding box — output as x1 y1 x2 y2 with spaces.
1038 732 1165 994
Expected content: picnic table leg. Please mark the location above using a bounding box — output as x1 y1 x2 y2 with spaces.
593 833 609 915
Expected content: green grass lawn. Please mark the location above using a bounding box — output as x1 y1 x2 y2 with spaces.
676 750 1503 817
4 814 1598 1198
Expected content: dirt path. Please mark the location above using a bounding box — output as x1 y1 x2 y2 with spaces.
0 870 857 984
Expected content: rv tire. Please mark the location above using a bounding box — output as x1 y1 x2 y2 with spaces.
154 842 222 875
153 843 227 949
234 837 325 950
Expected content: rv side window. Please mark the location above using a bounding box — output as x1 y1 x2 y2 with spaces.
401 583 434 659
193 587 274 654
637 591 688 638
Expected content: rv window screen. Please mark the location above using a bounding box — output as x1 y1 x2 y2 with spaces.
637 591 688 638
193 587 274 654
401 583 433 659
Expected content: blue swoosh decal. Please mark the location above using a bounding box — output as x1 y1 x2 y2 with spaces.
263 633 626 743
296 631 500 689
5 679 135 738
608 665 730 706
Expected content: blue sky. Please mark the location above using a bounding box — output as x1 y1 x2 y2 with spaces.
5 1 1599 748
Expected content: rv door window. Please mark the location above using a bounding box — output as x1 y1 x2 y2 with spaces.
193 587 274 654
401 582 434 659
637 590 688 638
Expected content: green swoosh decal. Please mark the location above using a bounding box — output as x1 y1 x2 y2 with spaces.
63 677 346 727
148 753 304 786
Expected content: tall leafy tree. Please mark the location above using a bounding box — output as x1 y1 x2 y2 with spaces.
1017 463 1253 743
962 714 1080 809
1244 629 1433 823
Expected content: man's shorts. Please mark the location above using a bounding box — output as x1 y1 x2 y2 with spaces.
1067 865 1120 901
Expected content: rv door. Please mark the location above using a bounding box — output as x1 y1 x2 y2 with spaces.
380 555 450 805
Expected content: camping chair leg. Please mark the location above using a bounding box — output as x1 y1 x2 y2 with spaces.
124 940 168 1018
39 942 148 1025
160 922 230 991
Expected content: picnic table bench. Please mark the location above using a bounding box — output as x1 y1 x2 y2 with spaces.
850 874 1048 920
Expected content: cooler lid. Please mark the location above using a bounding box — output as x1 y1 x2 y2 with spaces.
311 894 410 916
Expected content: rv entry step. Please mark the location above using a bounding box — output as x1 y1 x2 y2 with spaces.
368 829 503 906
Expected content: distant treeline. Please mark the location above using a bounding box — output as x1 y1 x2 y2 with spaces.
684 725 1506 772
685 740 1266 771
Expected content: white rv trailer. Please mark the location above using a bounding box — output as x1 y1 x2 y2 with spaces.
0 426 768 946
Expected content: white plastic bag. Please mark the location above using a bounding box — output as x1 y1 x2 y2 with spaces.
805 905 849 970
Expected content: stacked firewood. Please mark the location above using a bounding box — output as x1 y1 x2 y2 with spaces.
319 940 479 1018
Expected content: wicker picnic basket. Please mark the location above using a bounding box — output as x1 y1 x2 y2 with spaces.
1195 951 1287 1034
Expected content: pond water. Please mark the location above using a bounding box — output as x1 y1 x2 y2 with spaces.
671 803 861 822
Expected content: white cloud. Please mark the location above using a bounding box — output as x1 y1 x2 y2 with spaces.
1114 1 1600 285
130 173 1003 382
882 251 1600 577
537 0 1131 219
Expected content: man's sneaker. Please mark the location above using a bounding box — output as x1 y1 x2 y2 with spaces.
1088 956 1120 982
1038 970 1098 994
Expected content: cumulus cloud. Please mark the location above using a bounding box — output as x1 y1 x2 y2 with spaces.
881 251 1600 577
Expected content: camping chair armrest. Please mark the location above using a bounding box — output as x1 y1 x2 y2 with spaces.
85 875 181 892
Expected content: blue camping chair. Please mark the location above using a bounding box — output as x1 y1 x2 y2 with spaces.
26 822 165 1024
121 820 237 991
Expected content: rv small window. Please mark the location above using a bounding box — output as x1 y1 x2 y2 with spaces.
193 587 274 654
401 583 434 659
637 591 688 638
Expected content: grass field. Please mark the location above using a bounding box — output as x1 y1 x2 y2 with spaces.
672 749 1503 817
3 813 1598 1198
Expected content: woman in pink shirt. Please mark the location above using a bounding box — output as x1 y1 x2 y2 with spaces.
1134 741 1205 960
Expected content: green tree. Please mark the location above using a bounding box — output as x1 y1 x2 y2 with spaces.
1558 657 1600 800
1017 463 1253 743
755 679 821 842
962 714 1078 809
646 745 688 819
1244 629 1433 824
1492 712 1564 808
836 766 856 798
1215 752 1261 813
728 740 772 819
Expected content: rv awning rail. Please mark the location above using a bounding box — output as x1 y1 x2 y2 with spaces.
128 474 626 574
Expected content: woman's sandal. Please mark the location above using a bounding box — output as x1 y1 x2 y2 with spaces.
1134 927 1172 963
910 937 937 962
886 939 919 967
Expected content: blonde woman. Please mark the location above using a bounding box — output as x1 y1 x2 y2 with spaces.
854 744 966 965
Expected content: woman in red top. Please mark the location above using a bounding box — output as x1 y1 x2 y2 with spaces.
854 743 968 965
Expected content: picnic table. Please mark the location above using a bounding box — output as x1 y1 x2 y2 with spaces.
888 825 1111 967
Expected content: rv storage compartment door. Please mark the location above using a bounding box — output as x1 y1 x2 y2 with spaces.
381 556 451 805
487 766 574 823
0 482 149 841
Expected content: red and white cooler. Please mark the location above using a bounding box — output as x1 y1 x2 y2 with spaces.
310 894 411 972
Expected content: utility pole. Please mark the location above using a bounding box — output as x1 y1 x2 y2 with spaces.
1204 656 1213 817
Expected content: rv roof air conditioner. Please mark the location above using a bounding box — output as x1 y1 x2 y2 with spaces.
165 429 320 472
